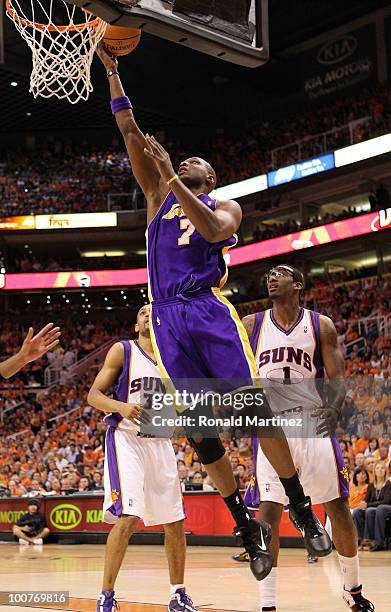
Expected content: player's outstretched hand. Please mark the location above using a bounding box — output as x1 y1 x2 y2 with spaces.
19 323 61 364
96 43 118 72
119 402 150 426
144 134 176 183
312 405 340 437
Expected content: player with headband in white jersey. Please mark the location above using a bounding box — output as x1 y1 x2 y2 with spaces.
241 265 374 612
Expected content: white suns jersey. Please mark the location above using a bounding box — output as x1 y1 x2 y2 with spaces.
104 340 164 433
250 309 325 428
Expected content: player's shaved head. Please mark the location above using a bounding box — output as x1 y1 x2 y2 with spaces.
178 157 217 192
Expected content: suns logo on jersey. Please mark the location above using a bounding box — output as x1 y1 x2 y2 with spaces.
111 489 119 503
341 467 349 482
259 347 312 371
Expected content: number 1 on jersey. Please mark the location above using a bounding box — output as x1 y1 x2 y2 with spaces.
178 218 196 245
283 366 291 384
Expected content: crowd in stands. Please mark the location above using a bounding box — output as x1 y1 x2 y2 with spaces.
0 277 389 527
0 85 389 217
0 318 128 392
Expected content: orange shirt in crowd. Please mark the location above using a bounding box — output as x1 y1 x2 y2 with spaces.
57 422 68 435
349 484 368 509
355 438 370 454
92 448 104 463
184 451 194 467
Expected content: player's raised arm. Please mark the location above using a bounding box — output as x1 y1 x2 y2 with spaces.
96 46 167 220
87 342 142 424
0 323 60 379
315 315 346 436
144 135 242 241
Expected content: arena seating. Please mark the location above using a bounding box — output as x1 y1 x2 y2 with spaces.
0 85 389 217
1 274 389 503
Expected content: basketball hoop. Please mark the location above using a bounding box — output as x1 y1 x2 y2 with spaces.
6 0 107 104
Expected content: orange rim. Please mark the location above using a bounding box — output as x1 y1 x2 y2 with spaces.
5 0 103 32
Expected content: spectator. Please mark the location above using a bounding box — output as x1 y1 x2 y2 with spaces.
355 428 371 454
178 465 189 491
364 457 376 484
378 445 391 469
78 476 91 492
349 468 369 511
352 462 390 549
191 471 214 492
364 438 379 458
354 453 366 469
12 499 50 546
47 477 62 495
91 471 104 491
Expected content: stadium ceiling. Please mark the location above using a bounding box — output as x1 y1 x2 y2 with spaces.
1 0 389 135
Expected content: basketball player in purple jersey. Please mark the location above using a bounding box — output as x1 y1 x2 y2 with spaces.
88 306 197 612
242 265 374 612
97 46 331 581
0 323 60 378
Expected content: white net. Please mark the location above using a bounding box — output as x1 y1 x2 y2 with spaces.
6 0 107 104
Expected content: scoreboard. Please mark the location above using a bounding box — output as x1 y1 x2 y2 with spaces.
66 0 269 67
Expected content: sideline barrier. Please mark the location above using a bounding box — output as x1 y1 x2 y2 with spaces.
0 493 325 545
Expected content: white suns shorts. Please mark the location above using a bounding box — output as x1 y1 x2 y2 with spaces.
103 427 185 526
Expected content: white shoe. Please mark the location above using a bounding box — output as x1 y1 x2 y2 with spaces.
19 539 29 546
33 538 43 545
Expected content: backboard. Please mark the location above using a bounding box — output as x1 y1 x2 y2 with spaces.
66 0 269 68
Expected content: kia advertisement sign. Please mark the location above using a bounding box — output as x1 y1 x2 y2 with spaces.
0 495 325 538
293 24 377 103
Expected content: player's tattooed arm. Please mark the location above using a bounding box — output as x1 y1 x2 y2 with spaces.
87 342 144 424
0 323 60 379
241 314 256 341
144 135 242 241
315 315 346 436
96 46 167 221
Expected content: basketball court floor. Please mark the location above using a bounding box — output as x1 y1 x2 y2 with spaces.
0 543 389 611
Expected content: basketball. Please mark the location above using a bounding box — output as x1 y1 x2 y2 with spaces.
102 25 141 57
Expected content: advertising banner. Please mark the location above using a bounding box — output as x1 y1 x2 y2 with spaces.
228 207 391 267
0 216 35 231
267 153 335 188
1 208 390 290
1 268 149 291
293 24 377 103
0 213 117 231
35 213 117 230
0 495 325 538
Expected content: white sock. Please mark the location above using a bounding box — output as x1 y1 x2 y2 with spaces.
170 584 185 596
324 515 333 540
338 554 360 591
259 567 277 610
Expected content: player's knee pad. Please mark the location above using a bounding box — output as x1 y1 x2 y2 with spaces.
187 435 225 465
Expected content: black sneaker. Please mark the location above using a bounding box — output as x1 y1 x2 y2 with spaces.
233 518 272 581
232 550 250 562
343 585 375 611
289 496 332 557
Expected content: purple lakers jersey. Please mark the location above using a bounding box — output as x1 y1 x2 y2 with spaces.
147 191 237 300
